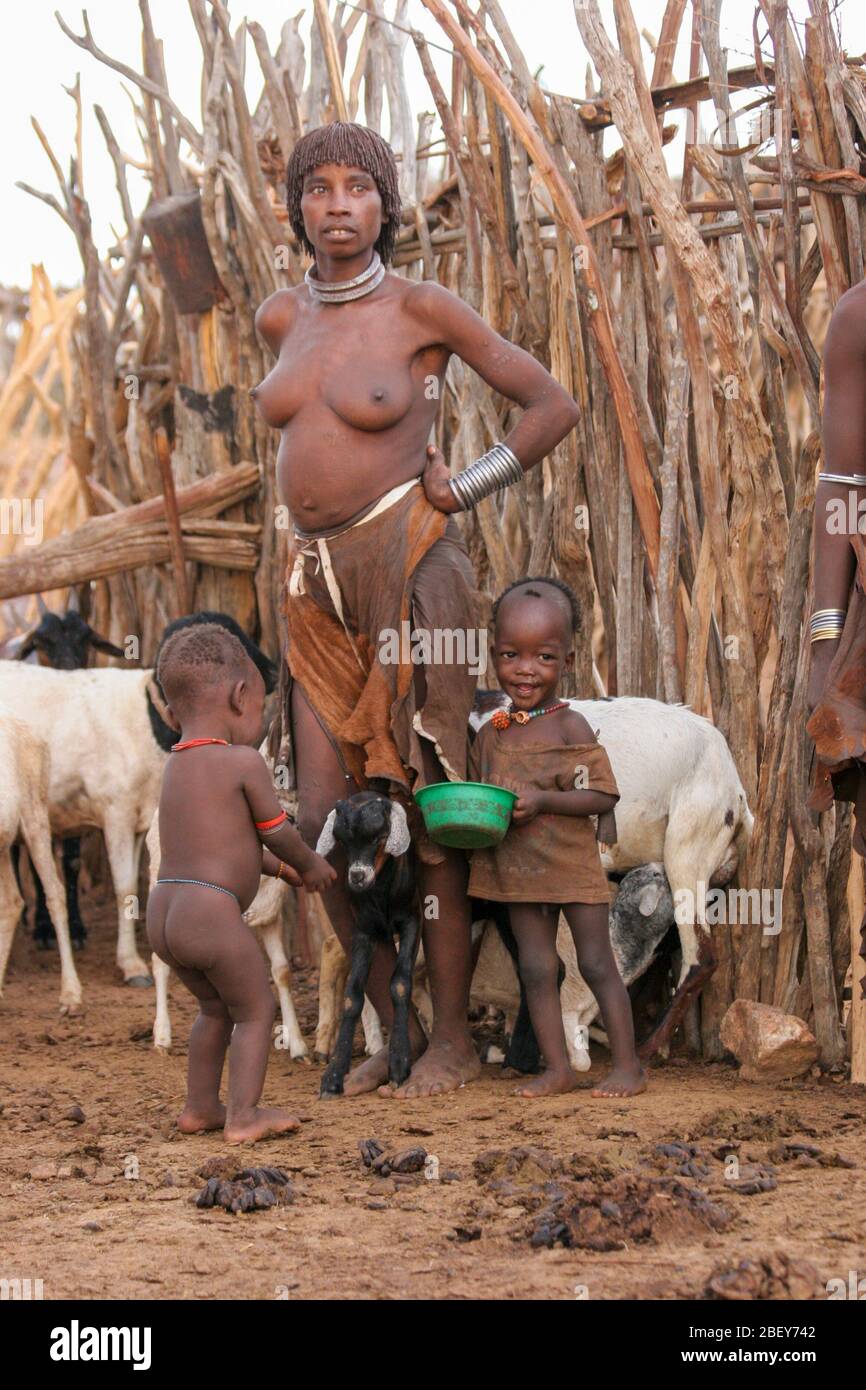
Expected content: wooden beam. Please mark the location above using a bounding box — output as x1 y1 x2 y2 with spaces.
570 63 777 127
0 462 260 599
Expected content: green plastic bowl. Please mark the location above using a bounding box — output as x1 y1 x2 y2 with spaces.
414 780 517 849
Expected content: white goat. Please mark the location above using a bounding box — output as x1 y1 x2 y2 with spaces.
470 696 753 1058
0 708 82 1013
471 864 676 1070
0 665 165 984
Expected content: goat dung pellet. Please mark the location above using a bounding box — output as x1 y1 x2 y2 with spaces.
389 1147 427 1173
195 1177 222 1209
358 1138 385 1168
195 1167 293 1215
236 1166 291 1187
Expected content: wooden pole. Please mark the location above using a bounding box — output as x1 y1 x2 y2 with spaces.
154 427 191 618
314 0 350 122
417 0 661 579
848 851 866 1084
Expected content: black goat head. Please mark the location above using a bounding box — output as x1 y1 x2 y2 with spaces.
315 791 411 892
17 610 125 669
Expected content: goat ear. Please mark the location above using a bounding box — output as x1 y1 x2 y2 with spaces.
15 631 37 660
316 810 337 857
88 631 126 658
384 801 411 857
638 881 664 917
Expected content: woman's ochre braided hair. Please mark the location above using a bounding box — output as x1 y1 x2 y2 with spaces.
285 122 403 266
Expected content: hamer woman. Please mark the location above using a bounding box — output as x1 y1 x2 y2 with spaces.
252 122 580 1097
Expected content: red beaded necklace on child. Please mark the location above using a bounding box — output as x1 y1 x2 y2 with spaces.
170 737 230 751
168 737 288 835
490 700 569 730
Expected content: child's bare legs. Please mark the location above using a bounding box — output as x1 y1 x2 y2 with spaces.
148 884 300 1142
508 902 579 1097
562 902 646 1097
172 982 232 1132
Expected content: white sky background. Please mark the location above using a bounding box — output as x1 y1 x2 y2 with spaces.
2 0 864 288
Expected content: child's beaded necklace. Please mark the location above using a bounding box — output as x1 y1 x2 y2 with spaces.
171 737 230 751
490 700 568 730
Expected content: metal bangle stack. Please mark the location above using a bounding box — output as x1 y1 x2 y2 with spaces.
818 471 866 487
448 442 523 511
810 608 846 643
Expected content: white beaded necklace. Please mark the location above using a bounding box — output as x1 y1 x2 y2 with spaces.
304 249 385 304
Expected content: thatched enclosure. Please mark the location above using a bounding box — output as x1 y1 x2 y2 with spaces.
2 0 865 1076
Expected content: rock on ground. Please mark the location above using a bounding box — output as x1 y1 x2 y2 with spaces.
720 1000 818 1081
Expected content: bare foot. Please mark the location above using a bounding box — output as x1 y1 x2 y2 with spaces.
380 1037 481 1099
590 1065 647 1098
514 1068 579 1098
344 1036 426 1097
177 1104 227 1134
223 1107 301 1144
343 1047 393 1097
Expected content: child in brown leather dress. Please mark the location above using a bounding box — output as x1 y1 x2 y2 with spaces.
147 623 336 1143
469 578 646 1098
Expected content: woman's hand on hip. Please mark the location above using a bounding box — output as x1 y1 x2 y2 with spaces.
422 445 461 514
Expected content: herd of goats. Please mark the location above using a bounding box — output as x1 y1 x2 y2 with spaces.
0 602 754 1071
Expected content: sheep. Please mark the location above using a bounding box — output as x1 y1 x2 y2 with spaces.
0 609 278 987
472 694 753 1058
0 708 82 1013
315 792 420 1096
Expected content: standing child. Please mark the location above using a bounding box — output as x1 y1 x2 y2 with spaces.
147 623 336 1143
468 577 646 1098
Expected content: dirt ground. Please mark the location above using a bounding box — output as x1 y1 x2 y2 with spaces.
2 886 865 1303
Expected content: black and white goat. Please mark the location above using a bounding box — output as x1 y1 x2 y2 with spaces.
10 599 124 950
315 792 419 1096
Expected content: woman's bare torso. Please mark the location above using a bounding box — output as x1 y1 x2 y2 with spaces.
252 276 450 530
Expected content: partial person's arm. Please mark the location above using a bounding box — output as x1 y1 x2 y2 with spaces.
511 713 619 825
808 283 866 714
261 847 302 886
254 290 297 356
405 282 580 514
240 748 336 892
